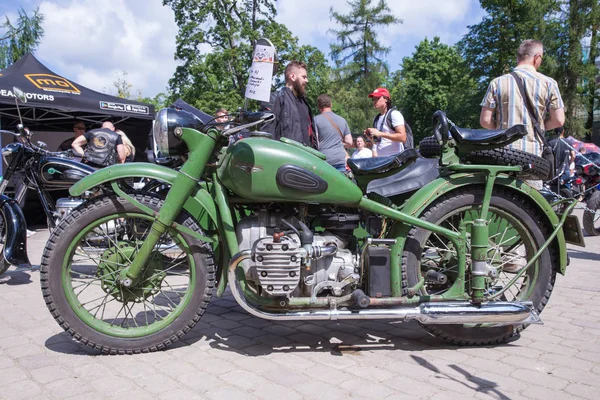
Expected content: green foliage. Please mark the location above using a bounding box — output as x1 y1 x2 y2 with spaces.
138 92 170 110
458 0 600 139
329 0 399 80
458 0 559 86
584 1 600 139
556 0 599 137
328 0 400 131
164 0 316 114
392 37 480 143
0 7 44 69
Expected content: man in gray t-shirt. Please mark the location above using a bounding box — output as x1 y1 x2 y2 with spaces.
314 94 353 172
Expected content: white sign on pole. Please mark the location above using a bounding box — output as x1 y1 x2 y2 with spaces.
245 41 275 102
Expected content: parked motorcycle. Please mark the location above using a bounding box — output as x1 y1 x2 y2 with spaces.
40 108 583 354
0 125 95 275
542 157 600 236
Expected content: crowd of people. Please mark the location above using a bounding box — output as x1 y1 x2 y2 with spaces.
59 38 567 179
251 38 567 178
253 60 413 172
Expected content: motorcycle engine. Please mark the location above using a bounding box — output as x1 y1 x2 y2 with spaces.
54 198 84 223
236 209 359 298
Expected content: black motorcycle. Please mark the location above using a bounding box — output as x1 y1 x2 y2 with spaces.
0 125 95 275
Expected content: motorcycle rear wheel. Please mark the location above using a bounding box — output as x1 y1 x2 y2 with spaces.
40 194 215 354
404 187 556 345
583 191 600 236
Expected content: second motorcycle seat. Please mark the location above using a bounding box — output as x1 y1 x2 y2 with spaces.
450 124 527 145
347 148 419 175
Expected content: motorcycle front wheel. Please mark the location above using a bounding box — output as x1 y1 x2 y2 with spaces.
404 187 556 345
40 194 215 354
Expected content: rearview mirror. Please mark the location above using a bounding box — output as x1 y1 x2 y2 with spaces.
13 86 27 104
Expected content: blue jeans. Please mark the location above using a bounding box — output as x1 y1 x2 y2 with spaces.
332 164 346 172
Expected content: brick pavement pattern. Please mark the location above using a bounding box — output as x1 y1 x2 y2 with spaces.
1 209 599 400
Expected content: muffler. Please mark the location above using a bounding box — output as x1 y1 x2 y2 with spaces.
228 250 542 326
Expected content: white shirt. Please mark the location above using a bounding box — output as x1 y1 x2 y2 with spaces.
374 109 405 157
351 148 373 159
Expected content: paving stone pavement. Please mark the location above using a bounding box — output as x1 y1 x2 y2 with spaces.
1 209 599 400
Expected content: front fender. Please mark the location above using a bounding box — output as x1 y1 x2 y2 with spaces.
69 162 219 231
0 195 30 267
70 163 178 197
390 173 568 274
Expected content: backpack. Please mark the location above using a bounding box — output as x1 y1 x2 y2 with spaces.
372 107 414 149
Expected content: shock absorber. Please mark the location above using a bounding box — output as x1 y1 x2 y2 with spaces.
470 218 489 304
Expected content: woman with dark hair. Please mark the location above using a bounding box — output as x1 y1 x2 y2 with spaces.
364 87 407 157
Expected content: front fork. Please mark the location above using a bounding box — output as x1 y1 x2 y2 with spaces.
117 135 216 286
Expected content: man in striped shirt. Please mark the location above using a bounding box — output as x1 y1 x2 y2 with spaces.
480 39 565 159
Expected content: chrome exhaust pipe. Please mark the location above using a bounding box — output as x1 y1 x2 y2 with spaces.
228 250 542 325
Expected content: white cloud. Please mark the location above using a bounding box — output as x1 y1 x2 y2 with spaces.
35 0 180 98
277 0 485 67
18 0 484 100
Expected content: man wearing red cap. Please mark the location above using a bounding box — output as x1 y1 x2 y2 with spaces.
364 87 407 157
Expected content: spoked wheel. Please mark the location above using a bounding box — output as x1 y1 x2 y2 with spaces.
404 187 556 345
40 194 215 354
583 191 600 236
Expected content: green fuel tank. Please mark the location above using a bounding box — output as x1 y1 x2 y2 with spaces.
217 137 363 205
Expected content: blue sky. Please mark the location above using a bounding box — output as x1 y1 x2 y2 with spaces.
1 1 486 98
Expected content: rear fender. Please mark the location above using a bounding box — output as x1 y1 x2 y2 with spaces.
0 195 30 267
69 163 219 235
389 173 568 274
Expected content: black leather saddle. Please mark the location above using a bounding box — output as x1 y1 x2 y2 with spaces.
450 124 528 145
347 148 419 175
366 157 440 198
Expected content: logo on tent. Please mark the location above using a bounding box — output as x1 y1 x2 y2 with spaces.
24 74 81 94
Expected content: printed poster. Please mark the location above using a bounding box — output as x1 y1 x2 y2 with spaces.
245 43 275 102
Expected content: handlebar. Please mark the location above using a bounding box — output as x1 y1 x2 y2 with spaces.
432 111 449 144
235 111 274 124
221 111 274 137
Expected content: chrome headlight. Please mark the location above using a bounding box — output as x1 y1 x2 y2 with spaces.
153 107 202 157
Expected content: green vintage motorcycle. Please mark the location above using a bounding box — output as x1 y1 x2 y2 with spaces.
40 108 584 354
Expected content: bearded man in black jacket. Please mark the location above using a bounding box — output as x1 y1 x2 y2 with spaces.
264 60 317 148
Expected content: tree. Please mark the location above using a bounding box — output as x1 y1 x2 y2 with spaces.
558 0 597 137
111 70 139 100
459 0 559 87
329 0 399 82
0 7 44 69
328 0 400 131
164 0 316 113
392 37 480 143
583 1 599 140
108 70 170 110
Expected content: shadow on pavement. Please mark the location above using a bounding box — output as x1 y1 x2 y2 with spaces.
41 294 526 358
0 265 40 285
44 332 102 356
412 355 511 400
568 248 600 261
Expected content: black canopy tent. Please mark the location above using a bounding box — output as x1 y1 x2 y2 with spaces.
0 53 155 158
